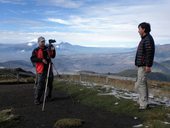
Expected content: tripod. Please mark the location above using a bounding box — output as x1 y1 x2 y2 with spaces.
42 62 51 111
42 41 56 111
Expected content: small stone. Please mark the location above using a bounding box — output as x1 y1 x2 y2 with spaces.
134 117 138 120
115 102 119 105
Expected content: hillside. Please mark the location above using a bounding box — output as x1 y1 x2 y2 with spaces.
56 42 134 55
155 44 170 61
113 68 170 82
0 60 33 69
0 68 35 83
160 60 170 70
0 43 170 77
152 61 170 74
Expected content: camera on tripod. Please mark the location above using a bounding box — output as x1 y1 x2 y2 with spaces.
47 39 56 51
49 39 56 44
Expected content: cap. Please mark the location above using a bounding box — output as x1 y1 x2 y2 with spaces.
38 36 45 43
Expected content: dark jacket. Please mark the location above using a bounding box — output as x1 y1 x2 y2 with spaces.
30 45 56 73
135 34 155 67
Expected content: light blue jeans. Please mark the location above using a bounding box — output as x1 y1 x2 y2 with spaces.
135 67 148 107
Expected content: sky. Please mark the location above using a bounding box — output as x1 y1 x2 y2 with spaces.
0 0 170 47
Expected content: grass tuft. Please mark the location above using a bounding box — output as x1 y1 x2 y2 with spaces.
54 118 84 128
0 108 20 128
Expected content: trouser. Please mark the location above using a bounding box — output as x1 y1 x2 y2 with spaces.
34 71 53 102
135 67 148 107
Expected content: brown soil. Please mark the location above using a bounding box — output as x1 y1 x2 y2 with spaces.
0 84 142 128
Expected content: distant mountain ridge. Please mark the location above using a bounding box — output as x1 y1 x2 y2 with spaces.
0 42 135 61
0 41 170 57
113 69 170 82
0 60 34 72
56 42 135 55
0 42 170 80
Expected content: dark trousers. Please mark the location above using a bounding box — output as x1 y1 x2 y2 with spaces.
34 71 53 102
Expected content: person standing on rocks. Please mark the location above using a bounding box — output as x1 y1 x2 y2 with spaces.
135 22 155 110
30 36 56 105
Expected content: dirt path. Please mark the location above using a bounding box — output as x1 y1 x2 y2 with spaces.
0 84 141 128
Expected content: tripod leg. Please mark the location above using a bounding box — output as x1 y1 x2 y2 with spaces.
42 63 51 111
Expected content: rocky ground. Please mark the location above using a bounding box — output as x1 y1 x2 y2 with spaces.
0 84 142 128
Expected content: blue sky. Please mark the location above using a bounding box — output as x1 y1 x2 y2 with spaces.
0 0 170 47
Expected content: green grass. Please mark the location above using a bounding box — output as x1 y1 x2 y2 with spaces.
54 80 170 128
0 77 34 84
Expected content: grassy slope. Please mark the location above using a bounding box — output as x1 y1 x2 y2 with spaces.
54 80 170 128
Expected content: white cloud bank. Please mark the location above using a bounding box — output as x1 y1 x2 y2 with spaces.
0 0 170 47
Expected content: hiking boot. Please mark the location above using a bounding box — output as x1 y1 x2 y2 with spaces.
34 100 41 105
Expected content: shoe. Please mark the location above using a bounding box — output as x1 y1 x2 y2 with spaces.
34 100 41 105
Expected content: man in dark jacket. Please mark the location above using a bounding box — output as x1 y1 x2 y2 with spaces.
135 22 155 110
31 36 56 105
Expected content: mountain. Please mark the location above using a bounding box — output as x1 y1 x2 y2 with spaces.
0 43 35 61
111 69 137 78
160 60 170 70
113 69 170 82
152 61 170 74
56 42 135 55
0 42 36 52
0 42 170 77
0 42 136 73
1 42 170 61
155 44 170 61
110 60 170 82
0 60 34 72
0 42 134 61
53 51 135 73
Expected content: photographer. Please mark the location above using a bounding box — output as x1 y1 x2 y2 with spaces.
30 36 56 105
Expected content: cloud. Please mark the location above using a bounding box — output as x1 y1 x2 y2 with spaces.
0 30 139 47
37 0 170 38
47 16 93 29
0 23 170 47
37 0 83 8
0 0 25 5
61 0 170 40
47 18 70 25
1 0 170 47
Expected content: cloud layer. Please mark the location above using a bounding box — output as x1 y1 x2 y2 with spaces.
0 0 170 47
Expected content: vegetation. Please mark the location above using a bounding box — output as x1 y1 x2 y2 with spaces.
54 118 84 128
54 80 170 128
0 109 20 128
0 68 170 127
0 68 35 84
